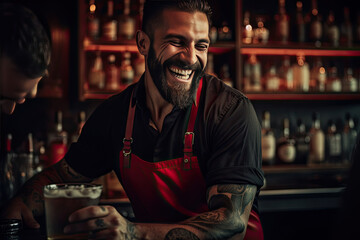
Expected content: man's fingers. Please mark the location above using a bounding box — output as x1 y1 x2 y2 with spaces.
21 206 40 229
68 205 109 223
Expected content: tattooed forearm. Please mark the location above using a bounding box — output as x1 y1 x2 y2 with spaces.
180 184 256 240
165 228 200 240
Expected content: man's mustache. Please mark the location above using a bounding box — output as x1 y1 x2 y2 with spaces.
164 58 202 71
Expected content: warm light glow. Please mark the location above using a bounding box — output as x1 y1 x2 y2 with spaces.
223 26 229 33
319 67 325 74
90 4 96 13
312 9 318 16
296 1 303 8
245 24 252 31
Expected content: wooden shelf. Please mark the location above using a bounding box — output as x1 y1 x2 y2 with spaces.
263 163 350 174
244 92 360 101
241 46 360 56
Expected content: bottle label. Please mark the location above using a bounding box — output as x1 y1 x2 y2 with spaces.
309 131 325 162
88 19 99 38
102 21 117 40
328 135 342 156
278 144 296 163
262 135 275 162
119 19 135 39
311 21 322 40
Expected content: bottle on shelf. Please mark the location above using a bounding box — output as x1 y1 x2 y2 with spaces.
295 1 305 43
105 54 120 91
101 0 117 41
342 113 358 163
309 0 322 47
342 67 358 92
276 118 296 164
87 0 100 40
324 10 340 47
308 112 325 164
89 51 105 90
326 66 342 92
120 52 135 87
294 119 310 165
209 26 218 43
47 111 68 167
274 0 290 43
309 57 326 92
253 17 269 44
278 56 293 91
292 55 310 92
265 65 280 91
242 11 254 44
261 111 276 165
16 133 35 189
118 0 136 40
1 134 16 202
340 7 353 47
243 54 262 92
219 64 233 87
325 120 342 163
71 111 86 143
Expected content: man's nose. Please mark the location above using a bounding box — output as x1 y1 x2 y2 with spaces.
180 45 197 66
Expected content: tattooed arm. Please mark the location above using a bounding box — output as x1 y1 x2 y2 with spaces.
64 183 256 240
0 158 92 228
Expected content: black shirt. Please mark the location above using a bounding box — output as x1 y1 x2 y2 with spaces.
66 74 264 213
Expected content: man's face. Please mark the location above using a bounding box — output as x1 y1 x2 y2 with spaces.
147 9 210 109
0 57 42 114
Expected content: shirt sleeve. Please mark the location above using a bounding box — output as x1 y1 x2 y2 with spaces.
65 99 115 179
203 87 264 189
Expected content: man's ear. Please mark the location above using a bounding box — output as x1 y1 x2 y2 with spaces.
136 30 150 56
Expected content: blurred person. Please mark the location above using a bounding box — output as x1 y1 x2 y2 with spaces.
0 2 51 115
1 1 264 239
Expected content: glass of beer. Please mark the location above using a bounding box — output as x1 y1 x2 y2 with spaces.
43 183 103 239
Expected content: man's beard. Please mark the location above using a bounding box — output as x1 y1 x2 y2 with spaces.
147 45 204 109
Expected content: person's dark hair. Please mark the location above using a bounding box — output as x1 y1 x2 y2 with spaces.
0 2 51 78
142 0 212 39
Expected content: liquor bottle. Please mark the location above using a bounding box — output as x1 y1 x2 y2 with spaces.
133 52 145 82
309 0 322 47
17 133 35 188
243 54 262 92
120 52 134 87
219 64 233 87
71 111 86 143
325 120 342 163
308 112 325 164
340 7 353 47
292 55 310 92
118 0 135 40
294 119 310 164
278 56 293 91
342 67 358 92
48 111 68 167
295 1 306 43
310 57 326 92
209 26 218 43
87 0 100 40
276 118 296 164
89 51 105 90
253 17 269 44
274 0 290 43
242 11 254 44
326 67 342 92
261 111 276 165
218 21 232 41
265 65 280 91
342 113 358 163
105 54 120 91
324 10 340 47
102 0 117 41
1 134 16 201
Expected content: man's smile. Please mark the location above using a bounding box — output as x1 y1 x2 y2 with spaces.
168 66 193 81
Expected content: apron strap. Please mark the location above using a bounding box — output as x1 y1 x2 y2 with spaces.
183 78 203 170
123 90 136 168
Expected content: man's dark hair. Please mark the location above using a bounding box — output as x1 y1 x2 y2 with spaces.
142 0 212 39
0 2 51 78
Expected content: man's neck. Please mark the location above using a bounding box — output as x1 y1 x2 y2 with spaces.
144 72 173 133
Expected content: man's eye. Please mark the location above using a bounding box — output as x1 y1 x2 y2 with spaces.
196 44 208 51
169 41 182 46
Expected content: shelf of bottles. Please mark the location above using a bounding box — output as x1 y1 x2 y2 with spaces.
239 0 360 100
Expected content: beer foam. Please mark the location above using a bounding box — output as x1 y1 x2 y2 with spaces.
44 184 102 199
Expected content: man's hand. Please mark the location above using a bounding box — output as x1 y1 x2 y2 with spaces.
0 196 40 229
64 205 138 239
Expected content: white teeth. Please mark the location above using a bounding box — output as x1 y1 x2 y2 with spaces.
169 66 192 76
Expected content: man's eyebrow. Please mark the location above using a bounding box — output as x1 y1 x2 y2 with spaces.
163 34 210 44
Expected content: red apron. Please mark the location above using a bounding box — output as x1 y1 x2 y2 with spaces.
119 79 263 239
